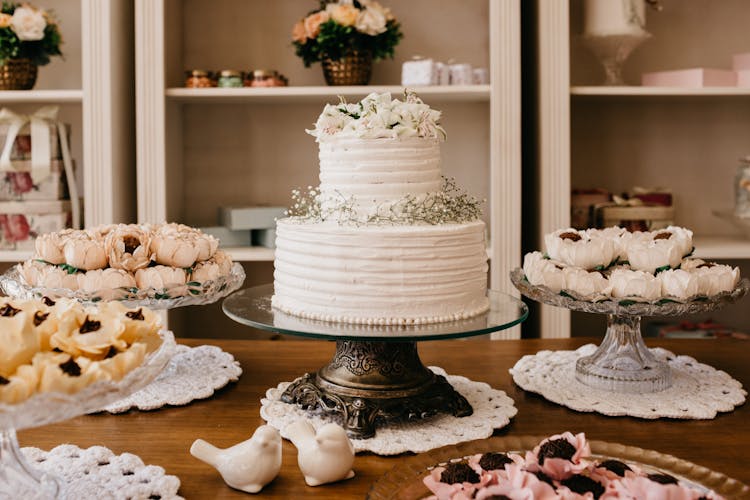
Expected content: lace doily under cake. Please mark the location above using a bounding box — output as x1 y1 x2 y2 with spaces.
21 444 182 499
260 367 517 456
104 345 242 413
510 344 746 419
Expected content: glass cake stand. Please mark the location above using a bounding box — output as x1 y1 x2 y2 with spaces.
223 284 528 439
0 263 246 310
0 331 176 499
510 268 750 393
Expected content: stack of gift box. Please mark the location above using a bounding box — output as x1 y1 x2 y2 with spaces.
0 107 76 251
571 187 674 231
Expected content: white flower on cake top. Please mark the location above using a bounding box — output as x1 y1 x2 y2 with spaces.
15 223 236 302
524 226 740 302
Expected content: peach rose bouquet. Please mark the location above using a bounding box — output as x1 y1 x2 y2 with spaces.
292 0 401 68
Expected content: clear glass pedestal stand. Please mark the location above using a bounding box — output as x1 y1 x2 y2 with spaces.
223 284 528 439
511 268 750 393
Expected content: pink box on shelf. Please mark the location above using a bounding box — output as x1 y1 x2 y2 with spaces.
0 200 71 250
641 68 737 87
736 70 750 87
733 52 750 71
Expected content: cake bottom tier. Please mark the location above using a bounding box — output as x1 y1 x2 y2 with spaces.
272 218 490 325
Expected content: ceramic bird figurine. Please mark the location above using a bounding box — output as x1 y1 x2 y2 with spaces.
190 425 282 494
285 420 355 487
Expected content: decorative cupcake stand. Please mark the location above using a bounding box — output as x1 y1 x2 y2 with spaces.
510 268 750 394
0 264 246 498
223 284 528 439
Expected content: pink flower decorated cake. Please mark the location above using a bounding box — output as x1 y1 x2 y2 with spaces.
423 432 723 499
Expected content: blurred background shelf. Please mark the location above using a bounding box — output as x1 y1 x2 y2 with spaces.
571 86 750 96
693 236 750 260
0 89 84 103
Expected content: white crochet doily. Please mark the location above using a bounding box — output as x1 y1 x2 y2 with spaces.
104 345 242 413
510 344 746 419
260 366 517 456
21 444 182 499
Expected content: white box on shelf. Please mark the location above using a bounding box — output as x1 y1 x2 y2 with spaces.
733 52 750 71
401 59 437 86
251 228 276 249
220 206 286 230
641 68 737 87
0 159 72 201
0 199 71 250
449 63 473 85
736 70 750 87
0 123 70 161
199 226 252 247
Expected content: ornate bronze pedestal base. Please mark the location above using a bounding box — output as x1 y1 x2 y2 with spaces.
280 340 473 439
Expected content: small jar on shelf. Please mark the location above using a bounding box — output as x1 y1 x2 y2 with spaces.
735 156 750 218
184 70 215 88
217 70 244 88
245 70 288 87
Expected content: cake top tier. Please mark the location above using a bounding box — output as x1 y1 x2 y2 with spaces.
307 91 446 141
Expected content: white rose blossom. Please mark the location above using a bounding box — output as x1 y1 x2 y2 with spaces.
625 240 682 274
10 6 46 41
544 229 616 270
659 269 701 299
522 251 565 292
608 268 662 301
561 267 610 299
63 236 108 271
355 6 387 35
692 264 740 296
105 226 153 272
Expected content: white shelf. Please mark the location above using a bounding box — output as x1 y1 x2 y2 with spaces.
0 250 32 263
693 236 750 260
0 89 83 104
571 86 750 96
223 246 274 262
165 85 490 103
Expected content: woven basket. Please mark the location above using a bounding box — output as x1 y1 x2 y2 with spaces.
0 58 38 90
322 50 373 86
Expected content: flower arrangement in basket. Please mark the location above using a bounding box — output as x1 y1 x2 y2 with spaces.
0 2 62 90
291 0 402 86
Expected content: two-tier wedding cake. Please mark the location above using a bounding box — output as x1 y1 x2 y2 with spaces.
272 92 489 325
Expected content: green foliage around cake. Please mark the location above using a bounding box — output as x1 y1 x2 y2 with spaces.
285 177 484 225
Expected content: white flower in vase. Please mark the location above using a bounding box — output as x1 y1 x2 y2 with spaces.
544 229 615 270
659 269 701 300
562 267 610 299
625 240 682 275
10 6 46 41
608 268 662 301
355 5 387 35
522 251 565 292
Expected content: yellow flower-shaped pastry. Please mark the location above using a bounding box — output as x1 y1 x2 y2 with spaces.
35 352 98 395
51 308 127 359
0 365 39 404
0 300 38 378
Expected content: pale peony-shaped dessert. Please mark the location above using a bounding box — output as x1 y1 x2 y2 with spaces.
693 264 740 297
562 267 610 299
608 268 662 301
105 225 153 272
523 251 565 292
626 239 684 274
14 222 237 301
659 269 701 299
545 229 616 271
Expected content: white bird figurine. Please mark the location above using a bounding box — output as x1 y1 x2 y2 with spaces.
190 425 282 494
285 420 355 487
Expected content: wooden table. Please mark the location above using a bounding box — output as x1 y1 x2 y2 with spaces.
19 338 750 498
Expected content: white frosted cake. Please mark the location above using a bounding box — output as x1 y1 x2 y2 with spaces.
272 92 489 325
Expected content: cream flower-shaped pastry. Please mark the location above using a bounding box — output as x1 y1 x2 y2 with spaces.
659 269 701 299
51 312 127 359
135 266 187 294
85 224 119 241
192 232 219 262
76 269 136 300
0 364 39 404
650 226 694 258
93 342 148 382
608 268 662 301
544 229 616 270
0 302 37 377
34 229 75 264
522 251 565 292
584 226 631 262
16 298 58 351
105 225 153 272
210 250 234 276
99 302 162 348
150 233 201 268
35 352 98 395
37 265 80 290
561 267 610 299
679 257 706 271
625 239 683 275
63 234 107 270
17 260 47 287
191 260 222 283
692 264 740 296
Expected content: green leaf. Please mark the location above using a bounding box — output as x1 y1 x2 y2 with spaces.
154 292 170 300
654 265 671 275
186 281 201 287
618 299 637 306
188 289 201 295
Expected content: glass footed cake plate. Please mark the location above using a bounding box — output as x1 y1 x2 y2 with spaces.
0 330 176 499
510 268 750 393
367 435 749 499
0 262 246 310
